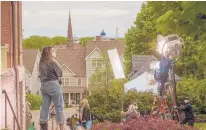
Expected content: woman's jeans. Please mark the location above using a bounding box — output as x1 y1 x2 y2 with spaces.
39 80 65 124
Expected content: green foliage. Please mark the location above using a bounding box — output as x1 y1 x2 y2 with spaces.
88 80 124 123
124 90 154 113
23 35 54 50
177 78 206 114
23 35 67 50
88 55 125 122
51 36 67 45
89 54 114 89
26 93 42 110
124 1 206 78
195 114 206 122
124 1 206 115
80 37 94 47
88 86 155 123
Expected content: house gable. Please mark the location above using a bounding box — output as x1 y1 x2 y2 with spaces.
61 64 75 76
85 47 102 60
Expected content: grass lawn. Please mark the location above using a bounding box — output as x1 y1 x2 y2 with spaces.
195 122 206 130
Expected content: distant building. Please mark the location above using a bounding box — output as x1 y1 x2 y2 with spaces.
54 10 125 105
23 49 41 94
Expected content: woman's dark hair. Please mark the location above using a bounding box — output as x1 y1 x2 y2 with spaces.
40 46 53 64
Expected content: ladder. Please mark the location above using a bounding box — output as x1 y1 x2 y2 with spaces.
151 96 172 120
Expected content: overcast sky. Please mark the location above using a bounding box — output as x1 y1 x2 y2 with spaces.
22 1 143 38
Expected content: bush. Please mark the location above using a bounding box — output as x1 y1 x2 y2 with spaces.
26 93 42 110
88 80 155 123
88 80 124 123
91 118 198 130
177 78 206 114
195 114 206 123
123 90 154 114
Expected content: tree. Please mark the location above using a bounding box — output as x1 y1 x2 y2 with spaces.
124 1 206 114
51 36 67 45
88 55 154 122
23 35 54 50
124 1 206 78
177 78 206 114
23 35 68 50
124 2 159 74
80 37 94 47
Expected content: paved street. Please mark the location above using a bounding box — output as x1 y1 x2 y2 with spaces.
31 107 79 130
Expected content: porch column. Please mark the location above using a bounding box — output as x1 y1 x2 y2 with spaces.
68 93 71 105
80 93 82 100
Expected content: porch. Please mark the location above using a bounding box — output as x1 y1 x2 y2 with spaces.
61 86 86 105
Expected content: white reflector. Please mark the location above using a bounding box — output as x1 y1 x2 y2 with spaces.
107 48 125 79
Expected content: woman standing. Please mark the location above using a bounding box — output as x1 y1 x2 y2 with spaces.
38 47 65 130
81 99 91 130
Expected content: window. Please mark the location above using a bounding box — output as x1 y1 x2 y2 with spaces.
61 77 70 86
92 59 102 68
97 60 102 68
92 60 96 68
77 78 81 86
65 78 70 86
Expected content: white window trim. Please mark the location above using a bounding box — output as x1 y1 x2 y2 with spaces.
77 77 82 86
61 77 70 86
92 58 102 68
92 59 97 68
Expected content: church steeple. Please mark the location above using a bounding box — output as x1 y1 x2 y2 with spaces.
67 9 73 45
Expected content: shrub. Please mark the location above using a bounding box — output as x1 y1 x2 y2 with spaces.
26 93 42 110
88 80 124 123
195 114 206 123
123 90 154 114
88 80 155 123
91 118 198 130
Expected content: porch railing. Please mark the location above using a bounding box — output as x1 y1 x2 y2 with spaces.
2 89 21 130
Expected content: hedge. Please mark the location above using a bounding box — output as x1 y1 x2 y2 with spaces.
26 93 42 110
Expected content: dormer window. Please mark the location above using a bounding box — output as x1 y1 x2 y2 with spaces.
92 59 102 68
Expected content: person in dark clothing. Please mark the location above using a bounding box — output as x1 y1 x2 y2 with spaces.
157 52 172 110
80 99 91 130
159 52 172 96
175 100 195 127
38 47 65 130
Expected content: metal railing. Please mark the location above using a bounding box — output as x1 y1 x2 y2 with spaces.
2 89 21 130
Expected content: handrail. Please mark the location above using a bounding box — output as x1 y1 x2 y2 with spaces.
2 89 21 130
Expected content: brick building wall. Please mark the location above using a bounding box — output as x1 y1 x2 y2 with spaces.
1 1 25 130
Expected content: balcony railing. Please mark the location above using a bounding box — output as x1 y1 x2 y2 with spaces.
1 44 8 73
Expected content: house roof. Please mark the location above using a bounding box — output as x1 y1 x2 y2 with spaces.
23 49 40 74
132 55 158 71
129 55 158 80
55 40 125 76
86 40 125 58
55 44 86 76
129 55 181 81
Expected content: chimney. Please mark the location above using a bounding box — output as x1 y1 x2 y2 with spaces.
96 36 101 41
